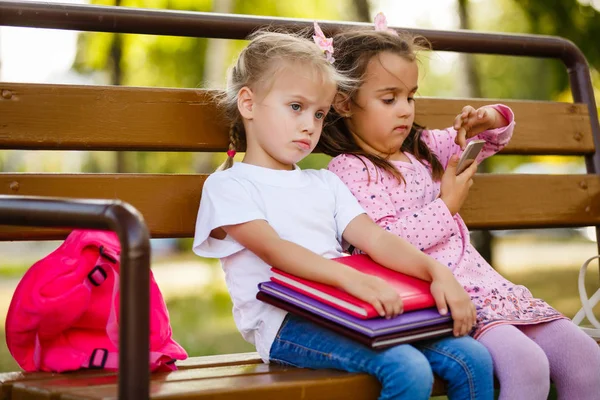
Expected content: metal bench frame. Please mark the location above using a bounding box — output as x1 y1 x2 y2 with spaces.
1 1 598 398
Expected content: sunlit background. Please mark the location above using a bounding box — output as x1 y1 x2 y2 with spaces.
2 2 600 394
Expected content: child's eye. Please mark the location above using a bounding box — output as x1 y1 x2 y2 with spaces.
408 97 415 102
315 111 325 120
382 97 395 104
290 103 302 111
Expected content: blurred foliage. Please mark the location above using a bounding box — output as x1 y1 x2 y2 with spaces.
75 0 360 89
71 0 363 173
517 0 600 94
74 0 213 88
465 0 600 102
455 0 600 172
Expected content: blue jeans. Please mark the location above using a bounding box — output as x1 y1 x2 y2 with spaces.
269 314 494 400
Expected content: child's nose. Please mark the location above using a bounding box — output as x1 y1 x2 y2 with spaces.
301 117 316 134
397 100 412 117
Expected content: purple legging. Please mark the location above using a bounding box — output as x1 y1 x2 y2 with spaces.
478 319 600 400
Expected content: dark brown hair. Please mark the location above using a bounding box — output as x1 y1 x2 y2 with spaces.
318 29 444 184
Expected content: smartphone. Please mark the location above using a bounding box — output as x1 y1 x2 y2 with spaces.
456 140 486 175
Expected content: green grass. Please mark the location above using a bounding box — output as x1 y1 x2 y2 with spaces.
167 290 255 356
0 339 19 372
0 262 31 279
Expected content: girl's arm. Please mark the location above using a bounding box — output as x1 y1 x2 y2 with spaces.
221 219 403 319
195 173 403 318
343 214 476 337
327 170 475 336
422 104 515 168
328 155 459 252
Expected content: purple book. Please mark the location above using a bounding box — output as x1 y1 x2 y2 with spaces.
258 281 452 338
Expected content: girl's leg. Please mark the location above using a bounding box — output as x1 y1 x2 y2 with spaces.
519 319 600 400
269 314 434 400
477 324 550 400
418 335 494 400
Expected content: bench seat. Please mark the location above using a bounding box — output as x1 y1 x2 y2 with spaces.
0 352 449 399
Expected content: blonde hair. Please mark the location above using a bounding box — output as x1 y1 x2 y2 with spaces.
217 29 351 170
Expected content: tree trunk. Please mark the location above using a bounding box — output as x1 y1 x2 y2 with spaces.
0 29 3 80
457 0 493 263
352 0 371 22
111 0 128 173
196 0 235 173
203 0 233 87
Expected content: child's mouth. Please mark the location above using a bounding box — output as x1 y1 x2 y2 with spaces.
293 140 311 150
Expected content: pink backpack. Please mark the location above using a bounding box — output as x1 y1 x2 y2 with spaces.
5 229 188 372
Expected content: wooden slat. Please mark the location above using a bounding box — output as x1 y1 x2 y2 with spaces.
0 83 227 152
0 174 205 240
56 369 382 400
175 353 262 369
417 99 593 155
462 173 600 230
2 173 600 240
1 370 104 400
0 354 261 400
0 82 593 155
11 364 300 400
2 353 449 400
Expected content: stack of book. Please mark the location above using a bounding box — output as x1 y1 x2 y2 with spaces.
257 254 454 349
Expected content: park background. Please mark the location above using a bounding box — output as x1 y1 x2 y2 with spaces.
1 1 600 397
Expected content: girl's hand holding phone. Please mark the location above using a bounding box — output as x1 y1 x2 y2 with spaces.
453 105 508 149
439 154 478 215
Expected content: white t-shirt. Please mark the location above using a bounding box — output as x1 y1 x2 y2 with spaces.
193 162 365 362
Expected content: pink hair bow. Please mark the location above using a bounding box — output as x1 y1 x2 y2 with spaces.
313 22 335 64
374 12 399 36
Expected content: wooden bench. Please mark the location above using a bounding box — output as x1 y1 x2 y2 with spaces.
1 1 599 399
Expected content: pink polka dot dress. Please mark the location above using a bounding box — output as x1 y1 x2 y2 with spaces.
327 105 565 338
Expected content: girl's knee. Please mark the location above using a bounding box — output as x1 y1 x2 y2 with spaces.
426 336 493 378
423 337 494 399
401 355 434 387
503 344 550 386
457 336 494 371
557 335 600 390
455 339 494 386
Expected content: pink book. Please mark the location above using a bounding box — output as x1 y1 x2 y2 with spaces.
270 254 436 319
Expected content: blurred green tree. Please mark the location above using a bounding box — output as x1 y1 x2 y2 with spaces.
461 0 600 172
517 0 600 94
74 0 367 172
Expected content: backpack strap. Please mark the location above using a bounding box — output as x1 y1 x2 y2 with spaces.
100 264 120 348
83 348 177 370
85 247 121 349
572 255 600 340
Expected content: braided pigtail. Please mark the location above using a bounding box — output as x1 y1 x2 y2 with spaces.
217 121 245 171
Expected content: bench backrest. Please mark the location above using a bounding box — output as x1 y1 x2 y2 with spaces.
0 83 598 240
1 2 599 243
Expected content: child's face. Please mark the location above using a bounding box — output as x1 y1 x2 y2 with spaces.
345 51 418 157
243 64 336 170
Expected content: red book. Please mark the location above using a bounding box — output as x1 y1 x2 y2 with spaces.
270 254 436 319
